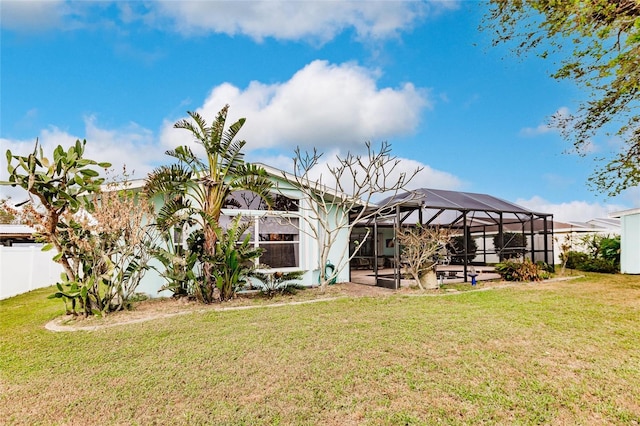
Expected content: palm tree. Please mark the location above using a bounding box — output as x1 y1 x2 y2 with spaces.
145 105 273 301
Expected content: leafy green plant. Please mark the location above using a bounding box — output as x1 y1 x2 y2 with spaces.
562 251 589 270
250 270 305 298
145 105 273 296
495 258 549 281
562 235 620 274
599 236 621 265
207 215 262 302
1 139 110 283
578 258 618 274
153 228 204 298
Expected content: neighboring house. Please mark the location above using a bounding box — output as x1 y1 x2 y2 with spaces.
553 218 620 265
610 208 640 274
0 224 63 300
0 224 39 247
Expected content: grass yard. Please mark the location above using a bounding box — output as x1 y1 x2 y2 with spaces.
1 274 639 425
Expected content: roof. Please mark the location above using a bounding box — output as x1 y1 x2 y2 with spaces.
370 188 552 229
104 164 359 205
0 224 37 242
382 188 548 216
610 207 640 218
0 224 37 235
554 219 620 234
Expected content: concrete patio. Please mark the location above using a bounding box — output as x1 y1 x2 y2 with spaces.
350 265 501 288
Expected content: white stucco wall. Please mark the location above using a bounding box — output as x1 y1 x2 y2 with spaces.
618 211 640 274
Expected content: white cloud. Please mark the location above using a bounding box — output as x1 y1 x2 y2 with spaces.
0 0 103 32
0 118 161 200
0 0 66 31
160 60 430 152
152 0 457 42
515 195 628 222
252 148 461 202
2 1 459 42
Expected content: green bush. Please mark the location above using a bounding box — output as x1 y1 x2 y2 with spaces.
250 270 305 298
562 251 589 270
578 258 618 273
561 250 619 273
599 237 621 264
495 258 549 282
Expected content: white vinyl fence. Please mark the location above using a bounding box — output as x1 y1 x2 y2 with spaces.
0 246 63 300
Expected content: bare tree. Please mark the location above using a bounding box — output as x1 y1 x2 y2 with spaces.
397 225 451 290
281 141 421 291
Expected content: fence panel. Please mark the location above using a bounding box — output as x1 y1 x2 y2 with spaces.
0 246 63 300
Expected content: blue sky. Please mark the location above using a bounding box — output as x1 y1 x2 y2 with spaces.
1 0 638 221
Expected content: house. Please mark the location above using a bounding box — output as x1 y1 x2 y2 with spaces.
122 164 353 297
609 208 640 274
1 163 357 300
552 218 620 265
0 224 39 247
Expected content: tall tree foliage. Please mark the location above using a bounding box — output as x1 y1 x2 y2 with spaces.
145 105 273 301
2 139 110 281
2 141 154 316
484 0 640 195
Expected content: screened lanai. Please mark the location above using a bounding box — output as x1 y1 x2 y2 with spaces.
350 188 554 289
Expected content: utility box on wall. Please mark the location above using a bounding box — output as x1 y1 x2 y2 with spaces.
610 208 640 274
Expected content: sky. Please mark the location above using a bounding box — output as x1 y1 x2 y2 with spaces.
1 0 638 222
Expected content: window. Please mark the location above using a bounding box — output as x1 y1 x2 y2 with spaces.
225 190 299 212
221 191 300 268
258 216 299 268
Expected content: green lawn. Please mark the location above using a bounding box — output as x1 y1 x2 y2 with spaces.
1 274 639 425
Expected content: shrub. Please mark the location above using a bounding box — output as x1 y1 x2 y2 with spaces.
562 251 589 270
250 271 305 298
448 234 477 264
599 237 621 264
495 258 549 282
561 249 619 273
578 258 618 273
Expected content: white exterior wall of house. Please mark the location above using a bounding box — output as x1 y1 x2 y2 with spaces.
611 209 640 274
132 174 352 297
